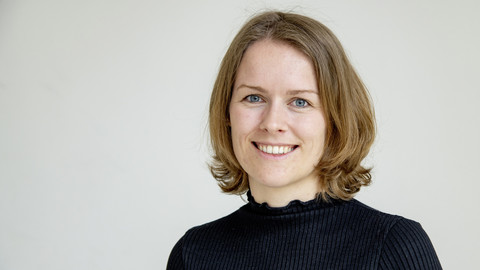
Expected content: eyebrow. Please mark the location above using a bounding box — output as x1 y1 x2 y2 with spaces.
236 84 318 95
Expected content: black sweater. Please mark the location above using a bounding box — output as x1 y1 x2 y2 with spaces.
167 192 441 269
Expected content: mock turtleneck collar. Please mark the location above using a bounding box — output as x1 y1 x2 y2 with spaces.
246 190 346 215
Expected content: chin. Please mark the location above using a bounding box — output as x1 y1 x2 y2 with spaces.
250 175 295 189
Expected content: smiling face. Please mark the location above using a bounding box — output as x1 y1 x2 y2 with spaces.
229 39 326 206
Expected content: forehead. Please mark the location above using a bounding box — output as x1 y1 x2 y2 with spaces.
234 39 318 92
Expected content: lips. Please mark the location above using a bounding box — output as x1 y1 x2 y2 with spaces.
254 142 297 155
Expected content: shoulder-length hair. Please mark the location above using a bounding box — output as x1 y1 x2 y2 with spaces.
208 11 376 201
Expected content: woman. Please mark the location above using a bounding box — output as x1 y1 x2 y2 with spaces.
167 11 441 269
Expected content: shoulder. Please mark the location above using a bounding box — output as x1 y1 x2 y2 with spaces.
348 200 442 269
345 199 404 230
166 234 185 270
166 208 243 269
184 208 243 239
377 214 442 269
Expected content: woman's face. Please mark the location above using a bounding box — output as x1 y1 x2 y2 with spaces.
229 39 326 205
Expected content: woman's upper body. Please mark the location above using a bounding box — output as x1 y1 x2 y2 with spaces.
167 192 441 269
168 11 441 269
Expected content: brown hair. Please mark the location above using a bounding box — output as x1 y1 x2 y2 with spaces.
208 11 376 201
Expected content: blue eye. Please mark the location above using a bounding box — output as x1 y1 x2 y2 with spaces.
247 95 262 103
293 98 308 107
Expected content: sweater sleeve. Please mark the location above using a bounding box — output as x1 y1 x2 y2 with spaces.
379 218 442 269
166 236 185 270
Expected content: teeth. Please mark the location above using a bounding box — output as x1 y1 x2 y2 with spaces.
257 144 295 155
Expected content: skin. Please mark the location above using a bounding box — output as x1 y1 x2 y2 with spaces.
229 39 327 207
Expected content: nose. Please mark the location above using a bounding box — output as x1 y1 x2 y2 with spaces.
259 102 288 133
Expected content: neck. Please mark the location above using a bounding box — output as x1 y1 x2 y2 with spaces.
249 181 322 207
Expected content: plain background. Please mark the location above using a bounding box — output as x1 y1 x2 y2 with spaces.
1 0 479 269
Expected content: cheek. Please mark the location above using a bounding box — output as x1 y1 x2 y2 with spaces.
229 107 259 166
295 114 327 145
230 106 260 140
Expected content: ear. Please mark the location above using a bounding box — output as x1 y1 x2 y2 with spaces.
226 115 231 126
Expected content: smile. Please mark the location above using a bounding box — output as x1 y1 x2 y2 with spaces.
254 142 297 155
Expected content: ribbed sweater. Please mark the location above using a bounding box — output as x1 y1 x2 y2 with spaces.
167 192 441 269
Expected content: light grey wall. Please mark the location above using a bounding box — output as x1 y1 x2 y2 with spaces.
1 0 479 269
